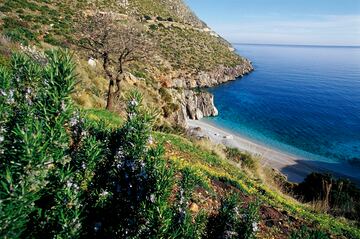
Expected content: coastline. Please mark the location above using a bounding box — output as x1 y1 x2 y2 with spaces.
187 119 360 184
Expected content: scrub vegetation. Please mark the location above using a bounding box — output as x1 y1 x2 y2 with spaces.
0 0 359 238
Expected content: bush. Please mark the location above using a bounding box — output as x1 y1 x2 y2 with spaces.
294 173 360 221
0 54 11 69
149 24 159 31
0 50 78 238
2 17 37 45
44 34 61 46
208 193 259 239
1 48 215 238
225 147 257 171
159 87 173 103
290 226 329 239
156 16 165 21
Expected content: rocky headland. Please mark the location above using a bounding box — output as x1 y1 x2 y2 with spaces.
168 60 254 126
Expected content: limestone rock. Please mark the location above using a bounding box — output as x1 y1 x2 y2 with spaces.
167 89 218 126
180 90 218 120
168 60 253 89
189 203 199 213
122 72 138 84
88 58 97 67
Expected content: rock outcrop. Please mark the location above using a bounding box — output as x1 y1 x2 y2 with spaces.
166 60 253 126
170 89 218 127
181 90 218 120
165 60 253 89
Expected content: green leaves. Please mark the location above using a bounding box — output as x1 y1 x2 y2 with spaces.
209 193 260 239
1 48 262 239
0 49 78 238
290 226 330 239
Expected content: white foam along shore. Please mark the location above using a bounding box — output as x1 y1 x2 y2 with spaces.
187 119 360 184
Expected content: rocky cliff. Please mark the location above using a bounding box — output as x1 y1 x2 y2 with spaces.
166 61 253 89
169 90 218 127
167 60 253 126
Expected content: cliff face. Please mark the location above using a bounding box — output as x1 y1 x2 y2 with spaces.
170 90 218 127
167 61 253 126
166 61 253 89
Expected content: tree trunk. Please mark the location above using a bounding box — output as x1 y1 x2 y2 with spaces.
115 73 123 95
106 79 115 110
321 178 332 210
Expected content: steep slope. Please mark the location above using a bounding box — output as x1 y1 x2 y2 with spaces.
1 1 360 238
0 0 252 127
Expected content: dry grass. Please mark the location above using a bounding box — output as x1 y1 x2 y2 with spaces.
309 200 330 214
193 139 227 160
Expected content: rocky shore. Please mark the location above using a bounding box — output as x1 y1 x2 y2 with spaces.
169 60 254 126
187 119 360 185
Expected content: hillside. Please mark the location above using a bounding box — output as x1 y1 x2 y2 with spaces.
0 0 252 128
1 1 359 239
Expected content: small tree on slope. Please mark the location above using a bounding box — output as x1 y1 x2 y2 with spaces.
78 12 152 111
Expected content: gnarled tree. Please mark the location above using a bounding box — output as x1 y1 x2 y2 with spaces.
78 12 151 110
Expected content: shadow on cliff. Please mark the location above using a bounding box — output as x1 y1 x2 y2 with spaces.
281 159 360 186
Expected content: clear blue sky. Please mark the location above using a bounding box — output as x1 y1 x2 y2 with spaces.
184 0 360 46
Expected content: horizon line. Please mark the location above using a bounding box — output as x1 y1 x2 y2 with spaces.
233 42 360 48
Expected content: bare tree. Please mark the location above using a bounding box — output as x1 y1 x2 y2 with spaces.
78 12 151 110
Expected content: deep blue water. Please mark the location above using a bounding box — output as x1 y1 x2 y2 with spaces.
207 44 360 166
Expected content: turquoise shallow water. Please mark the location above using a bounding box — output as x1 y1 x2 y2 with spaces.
206 44 360 172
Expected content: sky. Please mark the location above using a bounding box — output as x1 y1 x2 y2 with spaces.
184 0 360 46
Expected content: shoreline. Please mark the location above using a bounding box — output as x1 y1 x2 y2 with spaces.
187 119 360 184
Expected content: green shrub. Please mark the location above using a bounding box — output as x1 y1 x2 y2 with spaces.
290 226 329 239
2 17 37 45
225 147 257 171
170 168 208 238
133 70 147 79
44 34 61 46
0 50 189 238
208 193 259 239
149 24 159 31
0 5 12 12
163 102 179 117
294 173 360 221
0 54 11 69
159 87 173 103
0 50 78 238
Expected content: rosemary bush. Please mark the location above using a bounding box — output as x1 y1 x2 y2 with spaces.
0 49 205 238
208 193 259 239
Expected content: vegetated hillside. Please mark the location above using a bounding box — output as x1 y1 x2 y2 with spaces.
1 51 359 238
0 0 252 128
1 1 359 239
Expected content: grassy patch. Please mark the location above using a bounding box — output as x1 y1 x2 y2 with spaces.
84 108 124 128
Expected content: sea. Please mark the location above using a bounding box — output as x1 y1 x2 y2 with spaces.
205 44 360 179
